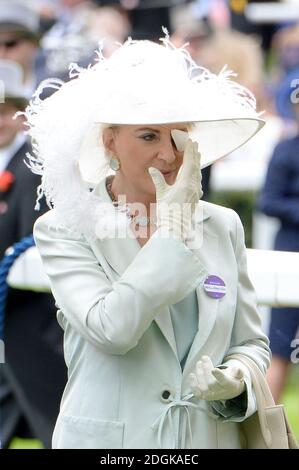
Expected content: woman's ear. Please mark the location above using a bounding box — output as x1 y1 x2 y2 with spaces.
102 127 117 156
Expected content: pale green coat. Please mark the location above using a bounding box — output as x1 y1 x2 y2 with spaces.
33 178 270 449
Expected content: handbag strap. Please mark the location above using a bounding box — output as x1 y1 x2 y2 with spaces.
225 354 275 447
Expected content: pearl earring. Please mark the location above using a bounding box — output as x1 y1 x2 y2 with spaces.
109 156 121 171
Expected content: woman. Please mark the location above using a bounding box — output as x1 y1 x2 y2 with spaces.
26 32 270 448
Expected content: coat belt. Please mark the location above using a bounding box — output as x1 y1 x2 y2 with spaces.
151 393 219 449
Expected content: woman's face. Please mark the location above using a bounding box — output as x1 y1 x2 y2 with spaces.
103 124 188 196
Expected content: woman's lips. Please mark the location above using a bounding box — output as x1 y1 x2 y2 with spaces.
161 169 177 176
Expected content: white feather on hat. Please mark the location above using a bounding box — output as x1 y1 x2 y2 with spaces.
24 29 264 239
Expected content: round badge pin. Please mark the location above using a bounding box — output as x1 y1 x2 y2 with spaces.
203 275 226 299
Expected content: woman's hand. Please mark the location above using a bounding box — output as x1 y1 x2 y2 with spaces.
188 355 245 401
148 139 203 241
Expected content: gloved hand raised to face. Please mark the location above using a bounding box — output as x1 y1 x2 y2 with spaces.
188 355 245 401
148 135 203 242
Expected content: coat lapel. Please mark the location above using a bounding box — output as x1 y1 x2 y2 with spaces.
155 306 178 359
0 142 29 203
183 223 219 374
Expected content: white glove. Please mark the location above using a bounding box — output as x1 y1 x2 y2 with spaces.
188 355 245 401
148 138 203 241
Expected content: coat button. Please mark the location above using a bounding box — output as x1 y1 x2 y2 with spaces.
161 390 171 401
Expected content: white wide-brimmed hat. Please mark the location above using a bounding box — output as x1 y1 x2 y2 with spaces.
25 31 264 238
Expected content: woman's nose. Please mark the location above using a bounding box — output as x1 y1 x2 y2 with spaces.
157 138 177 163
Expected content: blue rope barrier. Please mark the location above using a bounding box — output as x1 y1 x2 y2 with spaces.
0 235 35 340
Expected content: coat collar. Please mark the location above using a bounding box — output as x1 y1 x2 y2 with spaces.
92 177 141 275
0 133 27 173
91 177 217 365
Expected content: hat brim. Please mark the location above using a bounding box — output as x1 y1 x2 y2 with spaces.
5 95 28 109
78 117 265 186
189 118 265 168
0 23 40 43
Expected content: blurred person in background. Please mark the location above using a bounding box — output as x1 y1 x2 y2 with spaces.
201 28 287 164
85 5 131 57
194 28 287 244
198 29 264 97
41 1 130 77
0 59 66 448
272 23 299 131
29 0 58 36
258 73 299 404
170 12 212 64
228 0 277 52
170 4 214 200
171 18 282 222
41 0 96 42
96 0 189 42
271 22 299 78
0 0 47 98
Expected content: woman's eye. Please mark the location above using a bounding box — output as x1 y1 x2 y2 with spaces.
140 133 157 142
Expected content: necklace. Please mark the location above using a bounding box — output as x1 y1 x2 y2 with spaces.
105 176 155 227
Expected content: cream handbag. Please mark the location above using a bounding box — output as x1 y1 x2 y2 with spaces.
227 354 299 449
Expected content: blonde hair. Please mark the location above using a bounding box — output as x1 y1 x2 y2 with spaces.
200 30 264 91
